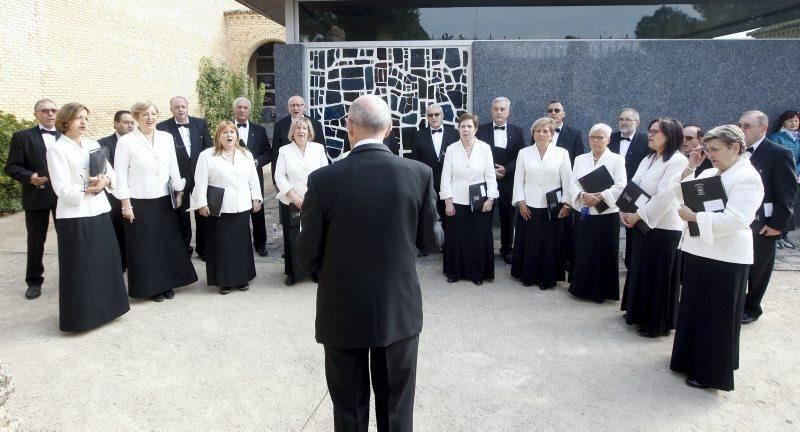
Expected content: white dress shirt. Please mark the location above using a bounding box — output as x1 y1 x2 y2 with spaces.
113 128 185 200
431 129 444 160
175 119 192 157
439 139 499 205
744 136 765 159
46 135 114 219
631 152 688 231
274 142 329 205
40 127 58 149
492 123 508 149
190 148 263 214
237 121 250 147
553 122 563 145
618 131 635 157
674 157 764 264
568 148 627 215
512 144 572 208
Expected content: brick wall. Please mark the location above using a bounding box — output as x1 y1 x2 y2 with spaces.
224 10 286 72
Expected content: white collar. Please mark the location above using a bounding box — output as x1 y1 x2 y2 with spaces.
748 136 765 153
353 138 383 148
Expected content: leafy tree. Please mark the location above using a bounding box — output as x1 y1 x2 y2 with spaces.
635 6 702 38
196 57 266 131
0 111 35 212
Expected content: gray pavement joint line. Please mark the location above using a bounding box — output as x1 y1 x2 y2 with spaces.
300 389 329 431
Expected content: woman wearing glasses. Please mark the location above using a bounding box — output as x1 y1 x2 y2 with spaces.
768 110 800 249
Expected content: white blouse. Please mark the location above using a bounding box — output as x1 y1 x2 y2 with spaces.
113 128 185 200
674 158 764 264
274 142 329 205
189 148 263 214
46 136 115 219
512 144 572 208
568 149 627 215
630 152 688 231
439 139 499 205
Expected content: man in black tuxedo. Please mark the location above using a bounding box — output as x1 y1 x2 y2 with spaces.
609 108 649 269
98 110 135 270
547 100 585 165
234 97 272 256
4 99 59 299
681 125 713 175
476 97 525 264
297 95 441 432
739 110 797 324
271 95 325 185
156 96 213 259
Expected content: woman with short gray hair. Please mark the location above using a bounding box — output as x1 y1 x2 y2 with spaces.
670 124 764 391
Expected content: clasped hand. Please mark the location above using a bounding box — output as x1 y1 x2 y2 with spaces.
620 212 640 228
85 174 110 194
581 192 601 207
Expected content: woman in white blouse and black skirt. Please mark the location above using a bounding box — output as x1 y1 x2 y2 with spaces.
440 113 499 285
511 117 572 289
620 118 688 337
671 125 763 391
191 121 263 295
46 103 129 331
114 102 198 302
274 117 329 285
567 123 627 303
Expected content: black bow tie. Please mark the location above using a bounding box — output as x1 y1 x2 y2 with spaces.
431 128 442 134
747 146 754 153
621 136 631 142
40 129 57 136
555 128 561 133
177 123 190 128
237 123 247 128
494 125 505 130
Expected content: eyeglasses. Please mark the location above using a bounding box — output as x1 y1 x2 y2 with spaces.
289 104 306 108
618 118 637 123
647 129 661 136
739 123 754 130
547 108 562 114
427 113 442 117
588 136 606 141
38 108 57 114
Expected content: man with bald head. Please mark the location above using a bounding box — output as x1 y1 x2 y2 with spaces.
297 94 441 431
271 95 325 184
156 96 212 259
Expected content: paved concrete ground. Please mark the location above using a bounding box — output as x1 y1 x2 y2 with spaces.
1 205 799 430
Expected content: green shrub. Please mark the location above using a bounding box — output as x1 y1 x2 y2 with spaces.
0 111 35 213
196 57 266 132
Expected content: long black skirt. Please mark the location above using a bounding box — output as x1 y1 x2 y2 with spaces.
205 211 256 288
280 203 309 281
55 213 130 331
670 253 748 391
568 212 620 302
511 208 565 288
124 196 198 298
443 204 494 282
622 228 682 335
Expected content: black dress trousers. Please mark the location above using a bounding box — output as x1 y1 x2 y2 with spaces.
497 191 515 256
24 207 55 287
744 233 778 318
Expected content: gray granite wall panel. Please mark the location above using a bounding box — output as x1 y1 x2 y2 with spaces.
274 44 305 122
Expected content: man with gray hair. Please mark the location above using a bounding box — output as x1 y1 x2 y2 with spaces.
271 95 325 185
297 94 441 431
738 110 797 324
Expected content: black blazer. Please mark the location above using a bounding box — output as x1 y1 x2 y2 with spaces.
748 138 797 233
4 126 58 210
409 126 459 193
609 130 649 182
97 133 119 167
555 124 586 166
239 122 272 189
271 114 325 184
296 142 440 349
476 121 525 197
156 116 212 192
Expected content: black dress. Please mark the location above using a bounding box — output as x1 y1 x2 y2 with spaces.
670 253 748 391
511 208 565 288
568 212 620 302
55 213 130 331
443 204 494 282
622 228 682 335
125 195 198 297
205 210 256 288
280 202 310 282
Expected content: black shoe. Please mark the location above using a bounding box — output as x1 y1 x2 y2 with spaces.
447 277 457 283
685 377 709 389
783 237 796 249
741 313 759 325
473 280 483 286
255 247 268 257
163 290 175 299
637 329 657 338
151 294 165 302
25 285 41 300
238 283 250 291
502 253 513 264
285 276 295 286
417 251 428 258
311 274 319 283
197 253 206 262
219 287 231 295
777 240 784 249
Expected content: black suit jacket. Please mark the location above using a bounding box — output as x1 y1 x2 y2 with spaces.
555 124 586 166
238 122 272 189
609 130 649 182
271 114 325 184
748 138 797 233
97 133 119 168
476 122 525 197
409 126 459 193
4 126 58 210
156 116 212 192
297 142 440 349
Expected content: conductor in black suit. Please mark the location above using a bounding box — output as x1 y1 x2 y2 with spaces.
271 95 325 185
739 110 797 324
98 110 135 270
547 100 585 165
476 97 525 264
156 96 213 259
233 97 272 256
297 95 441 431
609 108 649 268
4 99 60 300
